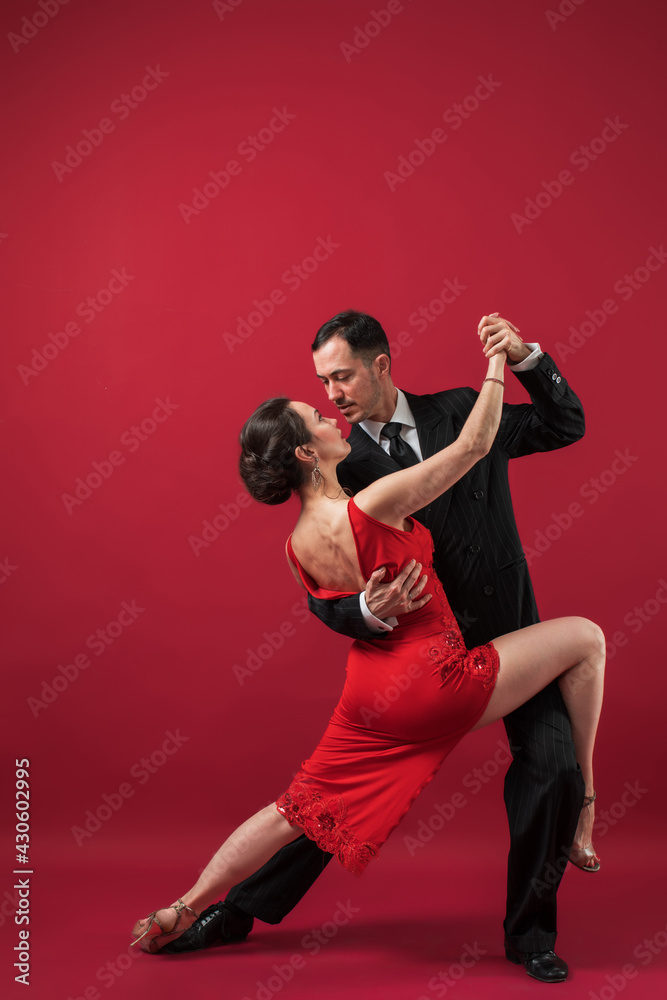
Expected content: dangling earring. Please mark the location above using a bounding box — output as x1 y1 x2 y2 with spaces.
312 457 323 492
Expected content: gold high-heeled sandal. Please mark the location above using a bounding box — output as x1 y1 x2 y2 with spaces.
131 898 199 953
568 792 601 873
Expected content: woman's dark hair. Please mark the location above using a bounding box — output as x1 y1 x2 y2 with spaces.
239 397 311 505
311 310 391 370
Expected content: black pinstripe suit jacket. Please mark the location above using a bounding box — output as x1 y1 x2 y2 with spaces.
310 353 585 649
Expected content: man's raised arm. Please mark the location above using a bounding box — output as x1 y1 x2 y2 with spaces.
479 314 585 456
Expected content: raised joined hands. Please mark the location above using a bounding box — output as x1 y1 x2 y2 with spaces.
478 312 530 365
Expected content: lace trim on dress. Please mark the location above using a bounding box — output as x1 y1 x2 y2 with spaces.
427 641 499 690
276 784 379 876
427 580 499 690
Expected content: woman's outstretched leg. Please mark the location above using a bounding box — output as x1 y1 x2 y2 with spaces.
472 616 605 870
132 804 303 952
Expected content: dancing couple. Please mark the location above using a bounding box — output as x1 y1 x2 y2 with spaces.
131 311 604 984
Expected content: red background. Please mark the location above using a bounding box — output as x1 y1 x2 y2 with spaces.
2 1 666 998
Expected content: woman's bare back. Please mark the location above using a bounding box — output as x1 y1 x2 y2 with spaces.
289 502 366 593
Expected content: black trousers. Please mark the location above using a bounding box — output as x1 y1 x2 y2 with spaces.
226 679 584 952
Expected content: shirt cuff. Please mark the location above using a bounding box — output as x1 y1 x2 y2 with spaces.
507 343 543 372
360 592 397 633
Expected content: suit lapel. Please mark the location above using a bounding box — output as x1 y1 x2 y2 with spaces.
403 391 454 458
402 392 458 539
346 423 401 476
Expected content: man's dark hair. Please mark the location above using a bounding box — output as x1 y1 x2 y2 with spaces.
311 311 391 369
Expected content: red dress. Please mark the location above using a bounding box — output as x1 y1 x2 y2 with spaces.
276 497 499 875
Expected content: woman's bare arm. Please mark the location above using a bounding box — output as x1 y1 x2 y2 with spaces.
354 351 506 526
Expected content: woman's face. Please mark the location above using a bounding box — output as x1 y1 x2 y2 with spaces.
289 401 351 463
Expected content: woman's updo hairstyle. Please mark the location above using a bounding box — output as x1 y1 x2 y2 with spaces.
239 397 312 505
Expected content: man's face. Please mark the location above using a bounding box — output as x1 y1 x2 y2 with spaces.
312 336 384 424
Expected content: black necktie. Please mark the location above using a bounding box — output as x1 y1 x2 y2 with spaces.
381 422 419 468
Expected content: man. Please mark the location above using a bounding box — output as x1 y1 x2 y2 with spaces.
169 311 586 983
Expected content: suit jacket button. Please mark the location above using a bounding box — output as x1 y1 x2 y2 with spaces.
473 490 484 500
469 544 480 554
546 368 554 376
556 376 562 383
552 373 558 381
483 585 494 596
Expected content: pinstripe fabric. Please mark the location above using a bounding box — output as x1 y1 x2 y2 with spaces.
227 354 585 950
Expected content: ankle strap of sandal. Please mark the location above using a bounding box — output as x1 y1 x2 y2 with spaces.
172 899 199 919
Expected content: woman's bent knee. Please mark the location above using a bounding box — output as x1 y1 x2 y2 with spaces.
572 617 606 658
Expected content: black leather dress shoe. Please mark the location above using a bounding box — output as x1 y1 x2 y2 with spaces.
161 901 254 954
505 942 568 983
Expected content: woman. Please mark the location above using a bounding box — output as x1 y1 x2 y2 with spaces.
131 345 604 953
